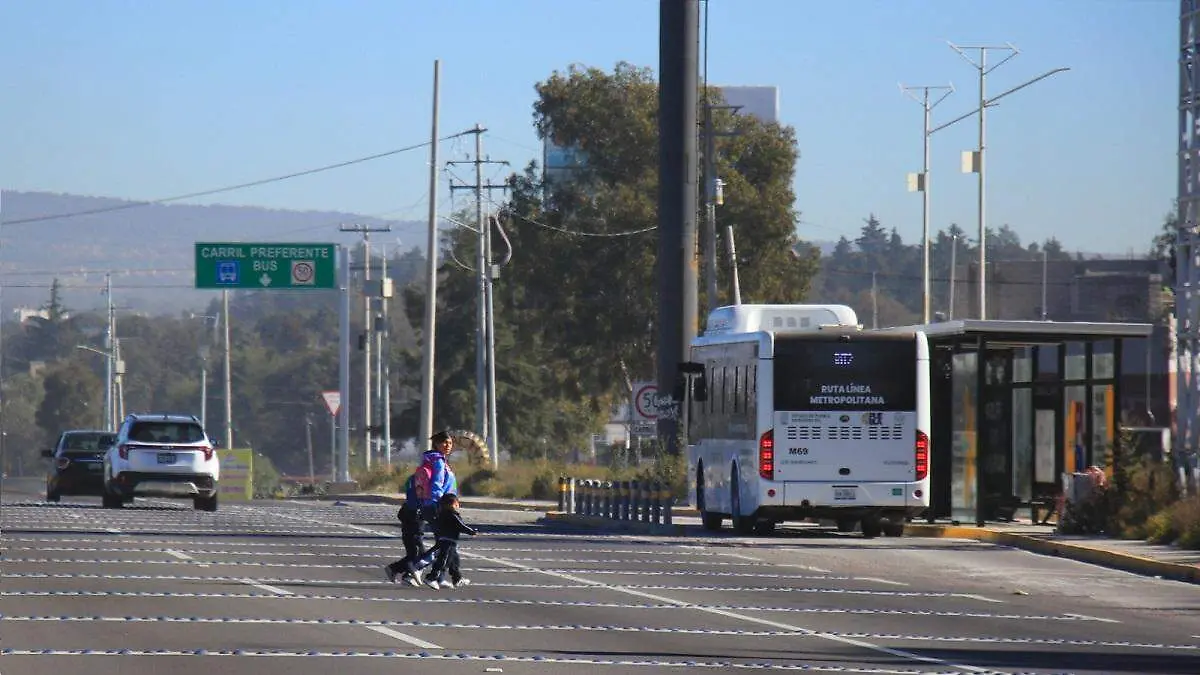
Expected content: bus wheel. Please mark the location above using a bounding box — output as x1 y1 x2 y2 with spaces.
697 470 723 531
835 519 857 533
882 513 906 537
753 520 776 535
731 479 754 535
860 513 883 539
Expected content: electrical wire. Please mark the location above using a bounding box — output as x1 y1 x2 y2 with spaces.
2 131 472 227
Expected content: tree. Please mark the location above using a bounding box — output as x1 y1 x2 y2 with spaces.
36 359 103 436
509 62 818 384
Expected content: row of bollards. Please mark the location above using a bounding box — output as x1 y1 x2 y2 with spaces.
557 477 673 526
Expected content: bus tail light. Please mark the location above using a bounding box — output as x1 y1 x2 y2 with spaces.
915 430 929 481
759 430 774 480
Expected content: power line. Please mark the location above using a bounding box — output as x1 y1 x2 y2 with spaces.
2 132 472 227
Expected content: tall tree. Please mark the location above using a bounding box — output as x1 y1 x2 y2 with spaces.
36 359 103 435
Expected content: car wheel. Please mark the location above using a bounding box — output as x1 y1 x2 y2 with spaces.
194 494 218 512
46 491 60 503
697 465 722 531
860 513 883 538
731 473 754 535
101 492 123 509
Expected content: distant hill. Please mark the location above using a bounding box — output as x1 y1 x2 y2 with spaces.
0 190 425 315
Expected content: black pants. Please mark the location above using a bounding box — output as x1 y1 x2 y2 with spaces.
427 538 462 583
386 506 425 576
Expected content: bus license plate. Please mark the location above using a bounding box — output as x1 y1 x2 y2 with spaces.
157 453 177 464
833 487 857 501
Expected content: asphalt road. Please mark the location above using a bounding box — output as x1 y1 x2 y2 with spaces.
3 477 1200 674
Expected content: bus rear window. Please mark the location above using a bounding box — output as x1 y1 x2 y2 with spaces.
773 338 917 411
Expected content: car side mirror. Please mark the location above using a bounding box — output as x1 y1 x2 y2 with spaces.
41 449 54 458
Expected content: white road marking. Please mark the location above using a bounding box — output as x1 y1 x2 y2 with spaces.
467 552 993 674
165 548 210 567
856 576 910 587
240 579 293 596
1064 613 1119 624
365 624 442 649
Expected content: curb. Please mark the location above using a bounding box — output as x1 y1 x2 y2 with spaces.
905 524 1200 585
544 512 686 536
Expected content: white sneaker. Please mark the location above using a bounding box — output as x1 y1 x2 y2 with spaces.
439 580 454 589
404 573 421 588
453 578 470 588
424 578 440 590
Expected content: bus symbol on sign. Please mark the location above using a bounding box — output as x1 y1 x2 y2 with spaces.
216 261 239 284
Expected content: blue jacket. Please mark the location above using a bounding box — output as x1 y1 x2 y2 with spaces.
421 450 457 507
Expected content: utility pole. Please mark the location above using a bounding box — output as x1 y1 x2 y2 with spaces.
657 0 700 454
901 83 954 325
419 59 442 450
949 234 959 320
102 274 114 431
871 272 879 329
1040 248 1049 321
378 242 394 465
701 102 741 314
305 412 315 487
339 222 391 469
447 125 507 455
222 289 233 451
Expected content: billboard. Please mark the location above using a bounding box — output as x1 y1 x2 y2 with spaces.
218 448 254 501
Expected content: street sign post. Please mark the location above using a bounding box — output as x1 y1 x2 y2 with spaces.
195 243 337 289
631 381 658 437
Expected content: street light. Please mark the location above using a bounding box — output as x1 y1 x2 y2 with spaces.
75 344 125 431
190 313 219 429
901 83 955 324
938 42 1070 319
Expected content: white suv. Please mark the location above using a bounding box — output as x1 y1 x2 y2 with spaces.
103 413 220 511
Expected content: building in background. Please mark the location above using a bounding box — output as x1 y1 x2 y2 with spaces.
713 85 779 124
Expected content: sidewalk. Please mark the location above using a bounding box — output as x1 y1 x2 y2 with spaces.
305 492 1200 585
906 521 1200 584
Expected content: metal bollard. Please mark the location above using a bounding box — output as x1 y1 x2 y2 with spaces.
602 481 613 519
582 480 592 516
619 480 630 521
639 481 651 523
558 476 568 512
651 480 662 524
663 484 673 526
568 477 577 515
630 479 641 522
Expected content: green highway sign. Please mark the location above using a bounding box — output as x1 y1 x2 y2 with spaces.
194 243 337 290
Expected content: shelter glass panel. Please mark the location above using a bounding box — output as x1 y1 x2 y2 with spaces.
951 352 978 521
1012 388 1033 502
1065 341 1087 381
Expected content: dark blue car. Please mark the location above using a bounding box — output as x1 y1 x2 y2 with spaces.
43 430 117 502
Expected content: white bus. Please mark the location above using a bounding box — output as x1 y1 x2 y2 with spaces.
684 304 930 537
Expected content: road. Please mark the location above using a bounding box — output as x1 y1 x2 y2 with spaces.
3 477 1200 674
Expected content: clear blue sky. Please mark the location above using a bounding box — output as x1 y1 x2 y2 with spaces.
0 0 1176 255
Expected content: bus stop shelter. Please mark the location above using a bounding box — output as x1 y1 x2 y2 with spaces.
887 319 1154 526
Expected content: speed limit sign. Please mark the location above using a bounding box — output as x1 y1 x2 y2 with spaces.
633 382 658 421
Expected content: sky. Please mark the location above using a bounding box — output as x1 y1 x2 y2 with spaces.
0 0 1178 256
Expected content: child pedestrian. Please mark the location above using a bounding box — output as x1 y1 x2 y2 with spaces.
383 473 425 587
423 492 477 590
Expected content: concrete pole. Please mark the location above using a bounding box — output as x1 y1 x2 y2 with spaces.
222 289 233 451
419 59 441 447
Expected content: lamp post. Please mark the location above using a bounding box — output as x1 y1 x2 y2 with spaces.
901 83 954 325
939 42 1069 319
189 313 219 429
75 344 124 430
198 344 209 428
